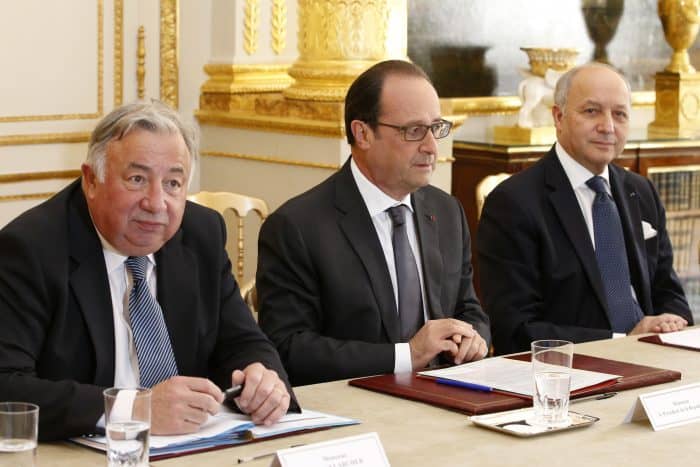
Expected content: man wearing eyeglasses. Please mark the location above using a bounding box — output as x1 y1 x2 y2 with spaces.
257 60 491 386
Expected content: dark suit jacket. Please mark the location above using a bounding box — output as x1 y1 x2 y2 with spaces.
477 148 692 355
0 180 295 441
257 160 491 386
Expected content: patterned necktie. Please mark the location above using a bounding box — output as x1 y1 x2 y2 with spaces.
387 205 424 341
125 256 178 388
586 176 644 333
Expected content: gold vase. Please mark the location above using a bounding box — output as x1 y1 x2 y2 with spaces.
658 0 700 73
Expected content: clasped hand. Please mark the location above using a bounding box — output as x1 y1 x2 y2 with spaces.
409 318 487 370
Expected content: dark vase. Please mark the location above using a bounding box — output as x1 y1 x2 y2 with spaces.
582 0 625 64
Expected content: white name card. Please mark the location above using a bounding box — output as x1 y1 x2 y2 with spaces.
624 383 700 431
271 432 390 467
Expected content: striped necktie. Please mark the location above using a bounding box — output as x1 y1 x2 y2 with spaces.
125 256 179 387
586 176 644 333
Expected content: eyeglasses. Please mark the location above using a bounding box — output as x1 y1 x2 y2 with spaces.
375 119 453 142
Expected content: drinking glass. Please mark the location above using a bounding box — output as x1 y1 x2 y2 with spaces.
530 340 574 428
103 388 151 467
0 402 38 467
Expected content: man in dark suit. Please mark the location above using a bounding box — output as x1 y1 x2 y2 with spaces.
0 101 295 441
257 60 491 386
478 63 692 355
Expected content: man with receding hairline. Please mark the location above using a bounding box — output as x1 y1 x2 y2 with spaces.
257 60 490 386
478 63 692 355
0 100 297 441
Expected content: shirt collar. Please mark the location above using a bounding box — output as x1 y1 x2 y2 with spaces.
555 141 610 193
94 225 156 275
350 157 413 217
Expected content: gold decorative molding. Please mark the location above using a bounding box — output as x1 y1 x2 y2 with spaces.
0 193 56 203
0 170 81 183
0 132 90 147
284 0 407 102
442 91 655 117
201 150 453 168
196 107 344 138
137 26 146 99
114 0 123 105
0 0 104 122
160 0 179 108
271 0 287 55
202 150 340 170
244 0 261 55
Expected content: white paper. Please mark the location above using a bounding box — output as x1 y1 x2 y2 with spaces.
272 432 390 467
418 357 620 397
624 383 700 431
72 407 358 456
658 328 700 349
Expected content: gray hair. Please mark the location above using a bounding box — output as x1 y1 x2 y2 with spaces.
85 100 199 185
553 63 632 113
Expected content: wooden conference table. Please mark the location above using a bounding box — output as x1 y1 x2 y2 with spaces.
38 333 700 466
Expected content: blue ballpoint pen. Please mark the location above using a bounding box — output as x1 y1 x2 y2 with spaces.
434 377 492 392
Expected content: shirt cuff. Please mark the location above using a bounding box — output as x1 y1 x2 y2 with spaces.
612 332 626 339
394 342 413 374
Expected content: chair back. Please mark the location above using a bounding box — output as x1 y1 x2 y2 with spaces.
187 190 269 287
476 173 511 218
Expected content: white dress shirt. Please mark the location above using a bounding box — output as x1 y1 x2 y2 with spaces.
95 230 158 388
350 158 428 373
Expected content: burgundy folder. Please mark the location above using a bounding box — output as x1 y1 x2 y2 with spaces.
348 354 681 415
638 334 700 351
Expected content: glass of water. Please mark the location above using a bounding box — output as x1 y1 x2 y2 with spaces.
0 402 38 467
530 340 574 428
103 388 151 467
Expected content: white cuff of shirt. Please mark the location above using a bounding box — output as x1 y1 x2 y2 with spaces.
394 342 413 374
612 332 626 339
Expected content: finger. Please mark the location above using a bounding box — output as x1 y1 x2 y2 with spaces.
245 372 279 415
452 338 470 364
249 385 288 425
462 336 483 362
187 390 222 416
184 377 224 403
258 391 291 426
182 405 210 426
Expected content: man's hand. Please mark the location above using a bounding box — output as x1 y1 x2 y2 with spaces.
450 332 488 365
230 363 290 426
150 376 224 435
628 313 688 335
408 319 479 370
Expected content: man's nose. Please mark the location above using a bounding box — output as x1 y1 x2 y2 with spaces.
419 128 439 154
597 111 615 133
141 182 167 212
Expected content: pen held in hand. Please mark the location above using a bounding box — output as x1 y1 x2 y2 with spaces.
224 384 244 402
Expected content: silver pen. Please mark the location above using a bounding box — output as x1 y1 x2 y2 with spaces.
570 391 617 404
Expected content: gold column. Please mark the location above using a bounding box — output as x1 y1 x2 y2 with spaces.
283 0 407 102
198 0 409 137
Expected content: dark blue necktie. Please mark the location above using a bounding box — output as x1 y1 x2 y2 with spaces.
586 176 643 333
125 256 179 388
387 205 424 341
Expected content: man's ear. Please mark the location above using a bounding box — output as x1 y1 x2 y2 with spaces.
81 163 98 198
350 120 371 149
551 105 564 129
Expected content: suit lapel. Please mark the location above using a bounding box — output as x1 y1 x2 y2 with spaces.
544 151 609 314
335 163 401 343
68 186 116 386
610 166 652 313
412 190 443 319
155 229 199 373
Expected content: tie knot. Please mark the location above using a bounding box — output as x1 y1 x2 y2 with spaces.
586 176 608 195
387 205 408 227
125 256 149 282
